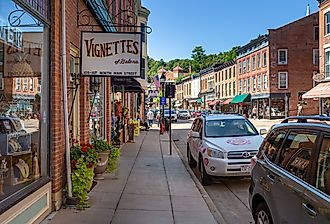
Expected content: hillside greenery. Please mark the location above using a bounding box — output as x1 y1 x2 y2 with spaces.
147 46 239 82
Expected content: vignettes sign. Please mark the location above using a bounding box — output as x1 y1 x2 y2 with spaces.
81 32 141 77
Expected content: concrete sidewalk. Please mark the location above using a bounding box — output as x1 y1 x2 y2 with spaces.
42 129 218 224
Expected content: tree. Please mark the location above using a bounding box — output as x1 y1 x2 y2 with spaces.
191 46 206 61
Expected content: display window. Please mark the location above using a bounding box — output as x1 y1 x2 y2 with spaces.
271 99 285 117
0 0 49 209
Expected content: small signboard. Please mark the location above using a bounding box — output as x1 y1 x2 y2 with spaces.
197 98 203 103
160 97 166 106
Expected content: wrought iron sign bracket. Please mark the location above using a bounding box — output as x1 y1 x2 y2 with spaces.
77 0 152 34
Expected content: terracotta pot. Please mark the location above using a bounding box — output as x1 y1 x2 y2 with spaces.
94 152 109 180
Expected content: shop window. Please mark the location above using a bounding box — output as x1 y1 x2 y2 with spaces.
278 72 288 89
278 49 288 65
0 0 49 210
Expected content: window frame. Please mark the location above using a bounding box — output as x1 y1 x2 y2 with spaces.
325 12 330 36
278 49 288 65
263 74 268 90
313 49 319 65
278 71 288 89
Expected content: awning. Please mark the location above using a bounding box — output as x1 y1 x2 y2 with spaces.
135 78 148 91
303 82 330 99
208 100 219 106
111 77 143 92
230 94 251 104
222 98 232 105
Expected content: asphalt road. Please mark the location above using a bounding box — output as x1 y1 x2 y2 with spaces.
171 119 254 224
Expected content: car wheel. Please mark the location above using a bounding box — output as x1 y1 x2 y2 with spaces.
255 202 273 224
187 146 197 168
200 158 211 186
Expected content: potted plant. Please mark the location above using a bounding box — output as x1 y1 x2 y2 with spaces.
106 145 121 177
70 141 99 206
92 138 111 180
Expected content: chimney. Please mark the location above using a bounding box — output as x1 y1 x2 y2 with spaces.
189 66 192 74
306 4 310 16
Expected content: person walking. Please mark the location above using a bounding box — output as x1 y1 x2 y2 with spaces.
147 109 154 127
252 106 257 119
156 111 161 127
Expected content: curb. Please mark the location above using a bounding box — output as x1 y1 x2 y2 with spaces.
169 134 227 224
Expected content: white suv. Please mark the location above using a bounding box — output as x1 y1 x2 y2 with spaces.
186 114 266 185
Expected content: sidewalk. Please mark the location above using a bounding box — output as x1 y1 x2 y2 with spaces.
43 129 218 224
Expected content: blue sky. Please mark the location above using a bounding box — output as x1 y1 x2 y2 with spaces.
141 0 319 62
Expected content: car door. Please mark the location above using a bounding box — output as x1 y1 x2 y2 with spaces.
300 133 330 224
191 118 203 160
270 130 319 224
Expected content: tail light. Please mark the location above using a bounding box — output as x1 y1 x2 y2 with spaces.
251 156 257 169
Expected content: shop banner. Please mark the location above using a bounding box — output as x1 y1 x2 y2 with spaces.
81 32 141 77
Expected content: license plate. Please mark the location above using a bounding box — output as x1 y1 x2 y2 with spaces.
241 165 251 173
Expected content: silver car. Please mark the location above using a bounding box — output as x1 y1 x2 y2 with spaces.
249 116 330 224
187 114 266 185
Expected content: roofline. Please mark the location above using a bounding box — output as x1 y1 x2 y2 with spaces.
214 60 236 72
268 11 318 32
237 34 269 54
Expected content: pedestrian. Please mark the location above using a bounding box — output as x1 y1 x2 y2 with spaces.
147 109 154 127
297 103 303 116
252 106 257 119
156 112 161 127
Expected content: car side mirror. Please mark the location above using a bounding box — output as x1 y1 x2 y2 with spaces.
259 128 267 135
191 131 201 139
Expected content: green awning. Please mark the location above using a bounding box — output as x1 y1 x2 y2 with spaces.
230 93 251 104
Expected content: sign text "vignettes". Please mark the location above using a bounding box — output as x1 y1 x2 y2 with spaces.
84 38 139 58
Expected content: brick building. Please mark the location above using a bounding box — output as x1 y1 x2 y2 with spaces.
0 0 149 223
303 0 330 114
199 67 215 109
235 12 319 119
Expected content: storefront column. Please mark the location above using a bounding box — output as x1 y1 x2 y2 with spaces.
79 77 90 144
106 78 111 142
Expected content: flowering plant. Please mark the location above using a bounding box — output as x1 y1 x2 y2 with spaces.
70 140 99 169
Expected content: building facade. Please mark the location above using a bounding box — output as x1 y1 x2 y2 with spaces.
303 0 330 114
235 13 319 118
199 67 215 109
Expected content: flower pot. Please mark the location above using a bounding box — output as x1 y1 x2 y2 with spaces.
94 152 109 180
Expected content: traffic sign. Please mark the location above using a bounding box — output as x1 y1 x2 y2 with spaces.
160 97 166 105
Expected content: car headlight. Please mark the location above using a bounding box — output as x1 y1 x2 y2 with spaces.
207 148 225 159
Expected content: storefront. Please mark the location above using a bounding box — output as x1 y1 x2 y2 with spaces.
250 93 288 119
0 0 51 222
303 81 330 115
230 94 251 115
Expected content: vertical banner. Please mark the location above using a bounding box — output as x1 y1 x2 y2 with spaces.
81 32 142 77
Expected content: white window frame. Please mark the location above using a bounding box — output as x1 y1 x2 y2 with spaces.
252 56 256 70
313 49 319 65
16 78 21 91
29 78 34 91
326 12 330 36
263 74 268 90
278 72 288 89
247 78 250 92
247 58 250 72
253 77 256 92
278 49 288 65
23 78 28 91
325 48 330 79
257 53 261 68
257 75 261 90
238 80 242 94
243 79 247 93
263 52 267 67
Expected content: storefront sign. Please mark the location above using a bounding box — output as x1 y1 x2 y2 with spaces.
0 18 22 49
81 32 141 77
312 73 325 82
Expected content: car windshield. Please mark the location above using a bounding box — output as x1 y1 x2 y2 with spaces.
205 119 258 137
180 110 189 113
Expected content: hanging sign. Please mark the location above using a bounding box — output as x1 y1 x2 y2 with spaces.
81 32 141 77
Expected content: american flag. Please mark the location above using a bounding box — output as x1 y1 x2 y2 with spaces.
153 75 160 89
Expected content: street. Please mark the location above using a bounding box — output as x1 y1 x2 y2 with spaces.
171 118 281 224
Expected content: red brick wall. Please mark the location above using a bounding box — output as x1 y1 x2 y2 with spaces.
269 12 319 116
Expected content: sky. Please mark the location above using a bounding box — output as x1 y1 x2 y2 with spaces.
141 0 319 62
